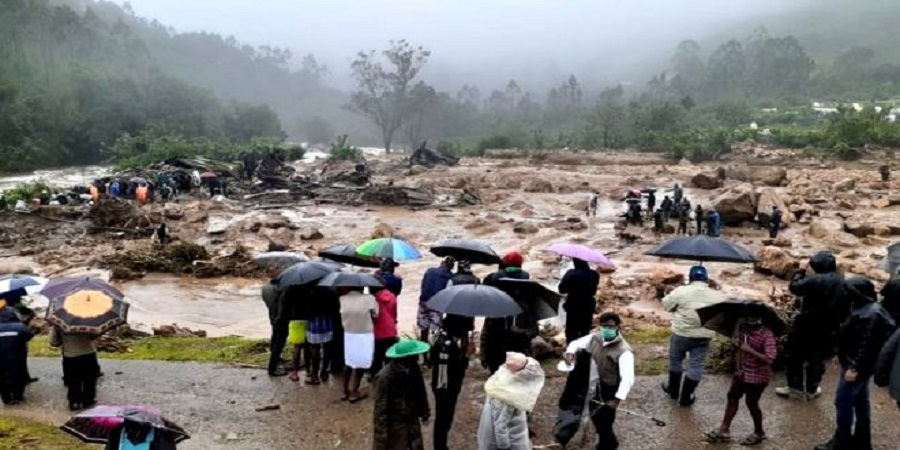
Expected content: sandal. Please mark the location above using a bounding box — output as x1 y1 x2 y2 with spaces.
288 372 300 382
305 377 321 385
739 434 766 446
703 430 732 444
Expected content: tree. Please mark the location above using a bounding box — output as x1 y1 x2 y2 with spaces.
223 103 285 143
348 40 431 153
706 39 748 100
547 75 583 112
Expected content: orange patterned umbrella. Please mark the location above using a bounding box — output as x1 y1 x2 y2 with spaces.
47 288 128 335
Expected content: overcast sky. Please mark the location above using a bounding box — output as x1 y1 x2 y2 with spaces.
112 0 815 90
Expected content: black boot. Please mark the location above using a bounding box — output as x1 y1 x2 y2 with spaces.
661 371 682 400
679 377 699 407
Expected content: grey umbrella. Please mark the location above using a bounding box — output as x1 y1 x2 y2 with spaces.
318 272 384 289
426 285 522 318
430 239 502 265
275 261 341 287
318 245 381 268
645 235 758 264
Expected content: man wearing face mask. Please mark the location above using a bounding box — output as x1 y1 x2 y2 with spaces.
816 277 896 450
563 312 635 450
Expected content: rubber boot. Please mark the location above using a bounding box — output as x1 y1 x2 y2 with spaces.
661 371 682 400
679 377 699 407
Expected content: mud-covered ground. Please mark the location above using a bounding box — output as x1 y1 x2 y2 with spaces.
5 358 899 450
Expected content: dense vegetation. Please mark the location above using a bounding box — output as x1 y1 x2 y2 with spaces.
2 0 900 174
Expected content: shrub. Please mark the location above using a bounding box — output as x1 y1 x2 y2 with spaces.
328 135 363 161
2 180 54 203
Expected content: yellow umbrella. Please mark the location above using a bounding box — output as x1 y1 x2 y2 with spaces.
47 288 128 335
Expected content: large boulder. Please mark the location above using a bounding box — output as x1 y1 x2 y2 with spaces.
809 217 844 239
691 171 722 189
754 246 800 279
753 167 788 187
524 179 554 193
713 183 758 225
409 147 459 168
844 215 875 238
833 178 857 192
513 221 539 235
756 188 791 227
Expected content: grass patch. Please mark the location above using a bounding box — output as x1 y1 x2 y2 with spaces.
29 336 274 366
626 326 671 345
0 417 92 450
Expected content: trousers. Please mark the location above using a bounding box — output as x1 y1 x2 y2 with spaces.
62 353 100 406
668 335 711 381
268 323 289 374
833 368 871 448
432 359 467 450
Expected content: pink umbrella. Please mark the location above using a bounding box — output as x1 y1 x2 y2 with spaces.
544 243 615 269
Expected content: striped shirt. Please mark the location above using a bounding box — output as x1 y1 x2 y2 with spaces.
737 325 777 385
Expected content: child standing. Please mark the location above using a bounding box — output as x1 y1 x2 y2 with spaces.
704 313 777 446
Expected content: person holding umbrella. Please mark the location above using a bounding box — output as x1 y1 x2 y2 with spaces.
661 266 726 407
703 310 778 446
418 257 455 349
776 251 848 400
373 339 431 450
482 252 533 374
559 258 600 344
50 324 100 411
376 258 403 296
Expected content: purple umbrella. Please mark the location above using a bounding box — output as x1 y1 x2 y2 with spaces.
544 243 615 269
41 277 124 300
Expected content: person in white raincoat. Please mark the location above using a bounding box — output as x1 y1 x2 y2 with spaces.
477 352 545 450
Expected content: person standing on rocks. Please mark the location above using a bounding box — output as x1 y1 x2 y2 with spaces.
694 204 704 235
660 195 673 222
562 312 635 450
677 208 689 235
653 209 664 234
50 325 100 411
777 251 849 400
560 258 601 344
661 266 726 406
418 257 455 348
816 277 896 450
482 252 533 374
588 191 600 217
339 285 379 403
646 190 656 218
0 306 33 405
769 206 783 239
431 259 479 450
373 340 431 450
673 183 683 204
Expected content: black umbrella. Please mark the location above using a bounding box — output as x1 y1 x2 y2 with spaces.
697 300 786 337
426 284 522 318
318 272 384 289
645 235 758 264
492 278 561 320
430 239 502 265
318 245 381 268
275 261 341 287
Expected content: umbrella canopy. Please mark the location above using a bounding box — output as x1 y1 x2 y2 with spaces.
426 284 522 318
645 235 758 264
491 278 561 320
252 252 309 270
41 277 124 301
430 239 501 265
356 238 422 261
544 243 615 269
318 245 381 268
275 261 341 287
199 171 217 179
0 274 49 296
61 404 190 444
697 300 786 337
318 272 384 289
47 288 128 335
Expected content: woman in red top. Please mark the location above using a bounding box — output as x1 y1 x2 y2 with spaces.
371 285 399 378
705 314 778 446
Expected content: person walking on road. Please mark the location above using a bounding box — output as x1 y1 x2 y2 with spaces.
560 258 600 344
661 266 727 406
704 313 778 446
816 277 896 450
373 340 431 450
776 251 849 400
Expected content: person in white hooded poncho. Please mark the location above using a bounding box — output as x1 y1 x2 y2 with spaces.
477 352 545 450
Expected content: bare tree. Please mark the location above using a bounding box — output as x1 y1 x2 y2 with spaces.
348 40 431 153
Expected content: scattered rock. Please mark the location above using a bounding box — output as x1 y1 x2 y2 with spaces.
755 246 800 279
756 188 791 227
163 205 184 220
255 404 281 412
512 222 539 235
207 216 229 235
753 167 788 187
152 323 208 337
874 224 892 237
648 268 684 299
524 179 554 193
720 267 744 278
809 218 844 239
300 228 324 240
762 236 792 248
409 147 459 168
873 195 900 209
691 171 722 189
844 216 875 238
370 223 395 239
407 165 428 176
713 183 757 225
833 178 857 192
184 210 209 224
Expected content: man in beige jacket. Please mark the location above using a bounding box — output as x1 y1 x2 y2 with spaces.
661 266 726 406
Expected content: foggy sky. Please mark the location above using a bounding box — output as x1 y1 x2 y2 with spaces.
114 0 816 91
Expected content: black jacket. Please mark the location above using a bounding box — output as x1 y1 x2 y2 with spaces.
481 268 534 371
559 264 599 313
881 279 900 325
838 278 897 379
788 252 849 354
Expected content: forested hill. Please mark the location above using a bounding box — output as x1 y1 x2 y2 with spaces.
0 0 345 173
